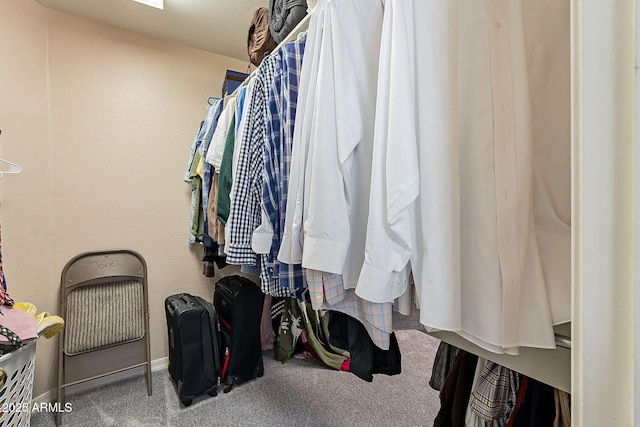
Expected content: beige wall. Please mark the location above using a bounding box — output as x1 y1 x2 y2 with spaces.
0 0 247 397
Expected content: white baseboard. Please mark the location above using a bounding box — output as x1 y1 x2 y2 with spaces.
32 357 169 406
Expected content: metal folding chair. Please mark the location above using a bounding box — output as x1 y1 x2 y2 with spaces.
56 250 152 426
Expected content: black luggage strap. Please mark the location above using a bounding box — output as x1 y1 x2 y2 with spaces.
194 296 221 384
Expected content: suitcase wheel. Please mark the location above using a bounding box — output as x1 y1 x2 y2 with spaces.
255 365 264 378
181 397 193 407
207 387 218 397
223 376 236 393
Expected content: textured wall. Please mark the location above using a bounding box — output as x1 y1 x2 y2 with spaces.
0 0 247 397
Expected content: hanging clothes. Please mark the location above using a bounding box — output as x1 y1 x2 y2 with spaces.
217 87 246 227
305 269 420 350
275 296 349 370
226 56 278 265
199 99 223 250
206 96 236 172
277 1 323 267
274 0 415 351
327 310 402 383
468 361 520 424
430 342 460 392
553 389 571 427
464 358 490 427
253 35 309 301
354 0 563 354
506 377 556 427
225 53 290 298
224 78 267 280
286 0 384 291
185 120 206 244
184 99 223 244
433 349 479 427
430 351 568 427
208 113 235 244
523 0 571 324
202 96 239 273
200 0 570 356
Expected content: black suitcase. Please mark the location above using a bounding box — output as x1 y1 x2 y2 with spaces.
165 293 221 406
214 275 265 392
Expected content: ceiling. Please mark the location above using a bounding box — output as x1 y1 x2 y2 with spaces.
35 0 269 61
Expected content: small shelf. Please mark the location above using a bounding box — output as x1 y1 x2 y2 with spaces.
423 322 571 393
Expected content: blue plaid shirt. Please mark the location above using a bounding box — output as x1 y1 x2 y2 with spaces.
263 37 309 301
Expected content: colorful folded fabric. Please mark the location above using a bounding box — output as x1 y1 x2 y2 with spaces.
0 306 37 343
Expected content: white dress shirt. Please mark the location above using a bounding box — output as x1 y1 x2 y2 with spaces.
297 0 383 290
205 96 236 171
278 1 325 265
356 0 564 354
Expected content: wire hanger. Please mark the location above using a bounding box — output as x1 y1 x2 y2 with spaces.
0 158 22 177
0 130 23 177
207 96 221 106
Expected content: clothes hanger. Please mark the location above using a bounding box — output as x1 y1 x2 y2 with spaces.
0 158 22 177
0 131 23 177
207 96 221 106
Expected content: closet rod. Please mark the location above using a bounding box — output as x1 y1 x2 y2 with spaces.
554 333 571 350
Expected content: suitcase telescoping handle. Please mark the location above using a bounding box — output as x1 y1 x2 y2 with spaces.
166 294 187 314
166 294 199 315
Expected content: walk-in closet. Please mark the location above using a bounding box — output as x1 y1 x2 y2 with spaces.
0 0 637 426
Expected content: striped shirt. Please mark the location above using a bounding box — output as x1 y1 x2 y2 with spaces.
469 361 520 423
305 269 420 350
